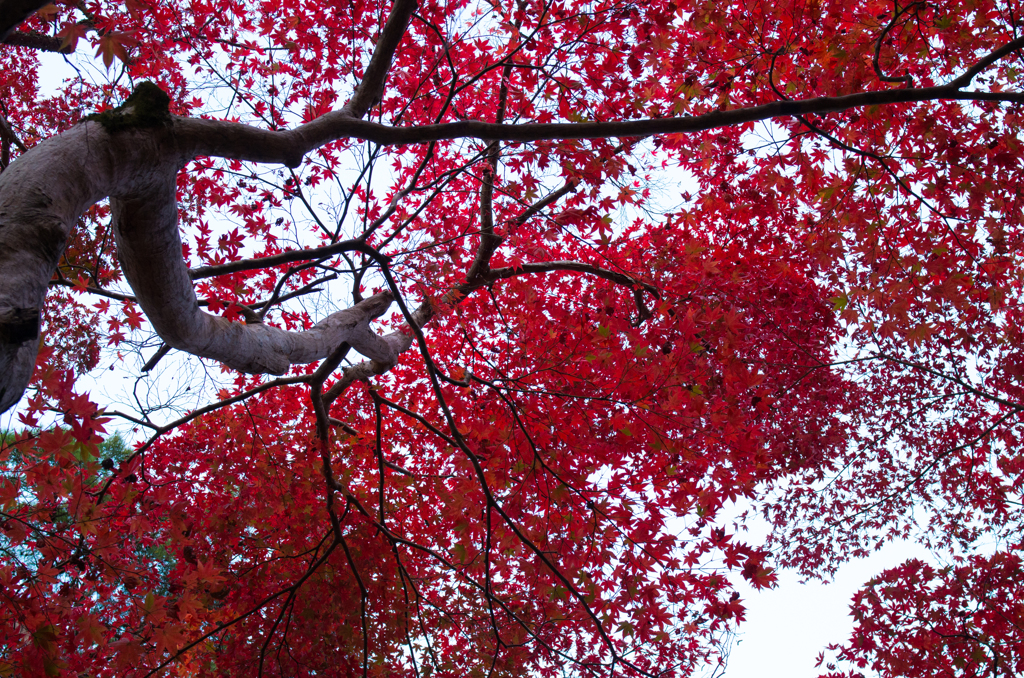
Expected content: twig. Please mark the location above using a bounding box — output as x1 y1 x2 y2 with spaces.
872 2 922 86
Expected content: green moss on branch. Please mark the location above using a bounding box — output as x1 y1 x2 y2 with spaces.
84 81 171 133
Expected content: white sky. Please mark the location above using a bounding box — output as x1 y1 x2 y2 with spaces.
724 533 926 677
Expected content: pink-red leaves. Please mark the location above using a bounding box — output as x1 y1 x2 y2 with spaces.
4 0 1024 676
94 33 133 69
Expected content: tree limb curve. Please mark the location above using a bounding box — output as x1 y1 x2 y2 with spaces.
1 32 1022 413
0 118 404 413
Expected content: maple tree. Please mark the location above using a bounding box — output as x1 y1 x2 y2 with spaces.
1 0 1024 676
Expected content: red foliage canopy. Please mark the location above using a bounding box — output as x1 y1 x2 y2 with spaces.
0 0 1023 676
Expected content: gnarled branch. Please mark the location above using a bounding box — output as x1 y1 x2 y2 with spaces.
3 33 1023 413
0 119 401 413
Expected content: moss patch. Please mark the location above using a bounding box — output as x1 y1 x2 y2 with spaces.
84 81 171 133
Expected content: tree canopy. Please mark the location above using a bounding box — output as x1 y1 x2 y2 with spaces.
1 0 1024 676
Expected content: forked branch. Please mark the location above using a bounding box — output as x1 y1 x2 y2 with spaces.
0 119 403 413
2 30 1022 413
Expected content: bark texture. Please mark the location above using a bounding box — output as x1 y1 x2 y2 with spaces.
0 116 402 413
0 0 50 40
0 35 1015 413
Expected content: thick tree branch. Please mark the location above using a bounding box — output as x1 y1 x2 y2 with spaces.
113 173 399 374
3 34 1022 413
180 81 1024 169
0 0 50 40
341 0 418 118
2 29 68 52
0 120 401 413
466 158 500 281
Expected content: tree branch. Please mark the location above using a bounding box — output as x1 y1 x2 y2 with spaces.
180 82 1024 168
140 344 170 372
189 239 380 280
321 258 654 401
509 178 576 228
0 0 50 40
484 260 656 295
340 0 418 119
2 29 69 52
0 121 403 413
0 109 26 153
872 3 921 86
949 35 1024 89
467 47 515 281
466 159 500 281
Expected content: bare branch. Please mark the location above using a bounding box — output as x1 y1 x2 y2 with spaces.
156 375 310 435
189 240 380 279
140 344 170 372
50 277 137 303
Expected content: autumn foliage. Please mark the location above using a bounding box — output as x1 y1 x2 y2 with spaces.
2 0 1024 676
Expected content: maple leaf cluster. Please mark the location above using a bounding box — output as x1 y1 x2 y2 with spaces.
1 0 1024 677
